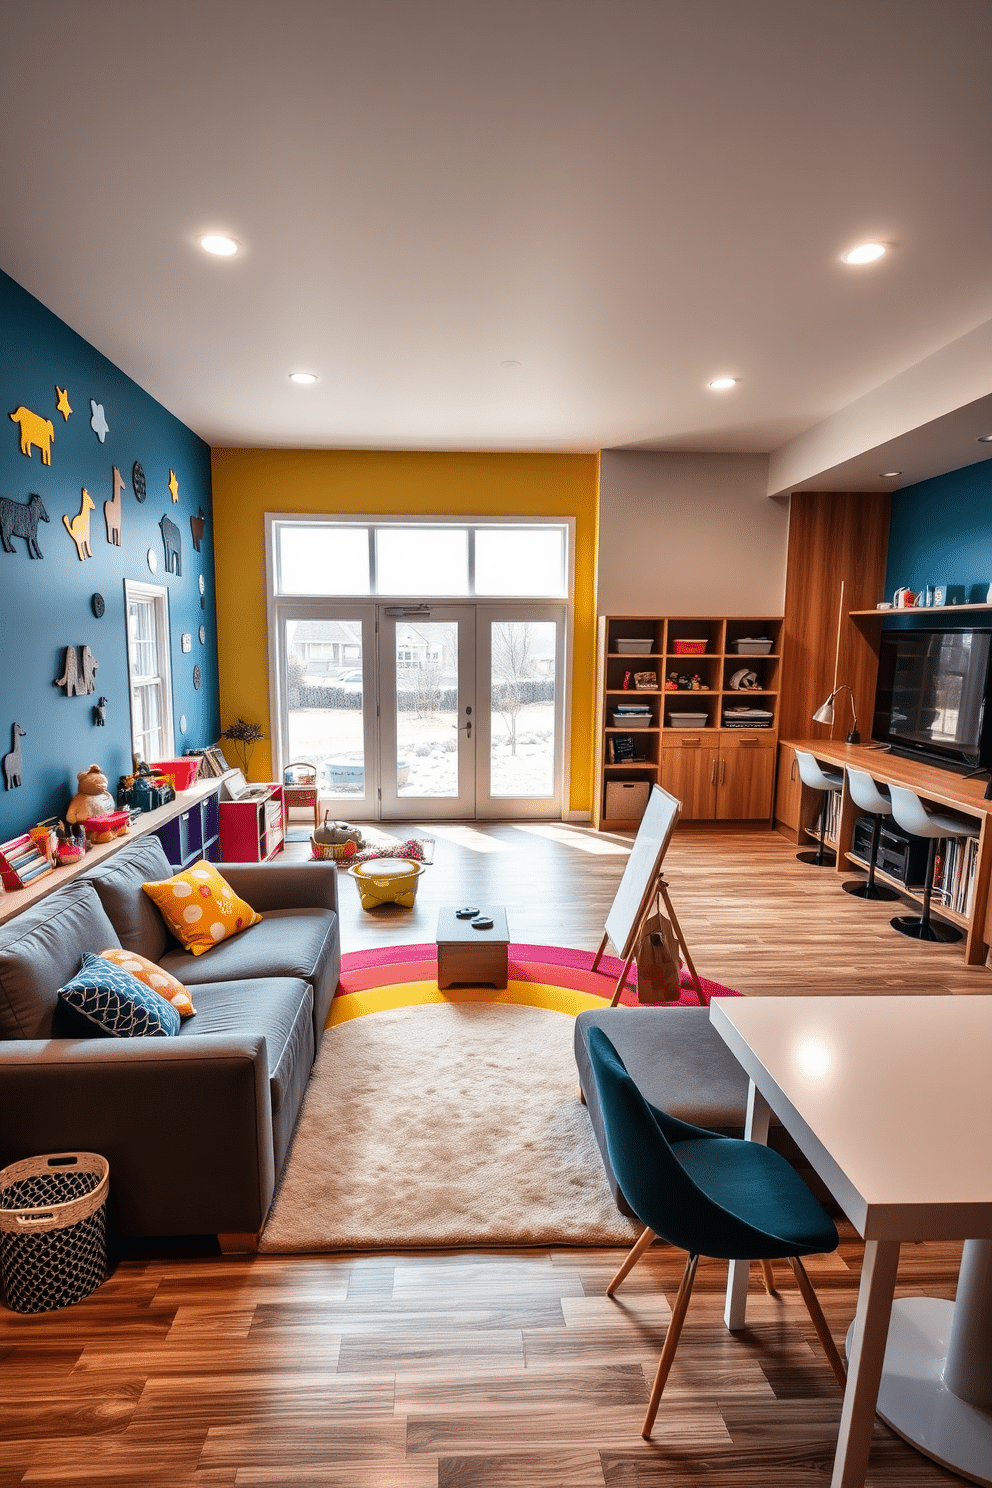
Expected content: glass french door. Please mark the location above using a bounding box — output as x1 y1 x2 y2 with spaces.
276 602 566 819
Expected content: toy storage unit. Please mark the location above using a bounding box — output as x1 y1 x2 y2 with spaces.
596 614 782 830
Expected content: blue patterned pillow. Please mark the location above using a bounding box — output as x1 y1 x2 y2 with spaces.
58 952 180 1037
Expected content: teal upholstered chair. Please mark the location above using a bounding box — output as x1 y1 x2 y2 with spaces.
585 1026 846 1439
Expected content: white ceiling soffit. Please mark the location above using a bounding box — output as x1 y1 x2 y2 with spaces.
0 0 990 473
767 319 992 496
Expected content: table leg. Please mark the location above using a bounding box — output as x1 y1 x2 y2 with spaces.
870 1238 992 1484
725 1081 771 1330
832 1238 900 1488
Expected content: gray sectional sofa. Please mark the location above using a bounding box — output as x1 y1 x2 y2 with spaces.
0 835 340 1246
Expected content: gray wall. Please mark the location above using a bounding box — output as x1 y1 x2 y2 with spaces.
598 451 788 616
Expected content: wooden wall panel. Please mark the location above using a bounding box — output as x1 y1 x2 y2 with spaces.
779 492 891 742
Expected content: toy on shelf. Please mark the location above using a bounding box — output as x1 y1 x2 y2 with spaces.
65 763 117 824
1 833 56 889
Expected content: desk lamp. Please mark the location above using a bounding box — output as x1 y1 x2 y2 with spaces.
812 685 860 744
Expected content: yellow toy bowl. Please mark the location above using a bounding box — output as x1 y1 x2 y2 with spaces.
348 857 426 910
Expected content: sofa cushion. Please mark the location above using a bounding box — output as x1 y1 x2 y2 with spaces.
142 861 262 955
160 908 336 991
177 977 314 1175
81 834 176 962
0 883 122 1039
59 953 181 1038
98 948 196 1018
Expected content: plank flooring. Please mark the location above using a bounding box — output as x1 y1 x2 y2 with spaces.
1 820 981 1486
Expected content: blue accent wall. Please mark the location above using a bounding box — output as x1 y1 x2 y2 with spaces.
884 457 992 605
1 270 219 842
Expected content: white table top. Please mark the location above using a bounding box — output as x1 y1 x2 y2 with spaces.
710 996 992 1242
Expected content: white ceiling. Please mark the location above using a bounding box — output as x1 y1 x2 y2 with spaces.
2 0 991 492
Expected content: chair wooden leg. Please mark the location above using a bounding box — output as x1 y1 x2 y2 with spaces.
607 1226 656 1296
642 1252 699 1439
760 1257 777 1295
789 1255 847 1388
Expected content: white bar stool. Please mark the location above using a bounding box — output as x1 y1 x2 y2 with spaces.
843 768 899 901
887 784 980 943
794 750 844 867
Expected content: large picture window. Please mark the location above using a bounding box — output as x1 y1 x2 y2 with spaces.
272 518 569 599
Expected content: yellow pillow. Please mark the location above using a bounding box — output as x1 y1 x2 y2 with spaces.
141 861 262 956
99 948 197 1018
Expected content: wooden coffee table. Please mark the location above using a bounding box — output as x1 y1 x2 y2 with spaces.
436 905 509 989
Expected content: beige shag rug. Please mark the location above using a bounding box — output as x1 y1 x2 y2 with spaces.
259 1001 640 1251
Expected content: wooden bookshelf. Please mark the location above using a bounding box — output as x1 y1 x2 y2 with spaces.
595 615 783 830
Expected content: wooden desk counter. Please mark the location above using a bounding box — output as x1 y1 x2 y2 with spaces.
786 738 992 966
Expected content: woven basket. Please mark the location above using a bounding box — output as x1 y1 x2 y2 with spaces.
0 1153 109 1314
310 838 357 862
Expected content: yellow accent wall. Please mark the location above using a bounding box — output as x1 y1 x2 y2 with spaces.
210 449 600 815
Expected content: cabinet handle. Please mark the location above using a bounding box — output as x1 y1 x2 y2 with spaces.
680 735 700 745
711 758 718 785
791 757 797 782
721 758 726 784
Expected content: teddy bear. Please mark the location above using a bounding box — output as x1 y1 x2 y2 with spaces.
65 763 117 823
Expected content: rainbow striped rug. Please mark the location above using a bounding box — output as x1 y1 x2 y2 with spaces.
330 941 739 1026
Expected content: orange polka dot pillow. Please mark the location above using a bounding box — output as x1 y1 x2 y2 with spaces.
141 861 262 955
98 948 197 1018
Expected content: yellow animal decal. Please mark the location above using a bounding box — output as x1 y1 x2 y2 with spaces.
9 405 55 464
63 487 96 561
55 386 72 421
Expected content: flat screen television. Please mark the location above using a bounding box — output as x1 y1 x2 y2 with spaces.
872 627 992 772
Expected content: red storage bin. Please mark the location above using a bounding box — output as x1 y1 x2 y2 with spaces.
672 639 707 655
147 758 200 790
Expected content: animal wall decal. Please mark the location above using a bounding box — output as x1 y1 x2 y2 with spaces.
132 461 146 501
89 400 109 443
104 465 125 546
9 406 55 464
190 506 206 551
94 696 109 726
0 492 49 557
167 469 179 503
3 723 26 789
63 488 96 561
54 645 99 697
159 512 182 575
55 386 72 420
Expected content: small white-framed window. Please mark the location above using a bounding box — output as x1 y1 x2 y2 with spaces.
125 580 174 764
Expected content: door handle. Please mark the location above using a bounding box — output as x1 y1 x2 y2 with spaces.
791 757 797 782
720 758 726 784
711 758 718 785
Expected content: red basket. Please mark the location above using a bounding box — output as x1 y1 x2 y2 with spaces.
672 639 707 655
81 810 131 843
147 758 200 790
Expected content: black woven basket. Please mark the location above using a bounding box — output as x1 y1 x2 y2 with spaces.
0 1153 109 1313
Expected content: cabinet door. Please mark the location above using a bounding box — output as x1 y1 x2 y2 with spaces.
717 741 776 819
661 741 717 819
774 743 802 831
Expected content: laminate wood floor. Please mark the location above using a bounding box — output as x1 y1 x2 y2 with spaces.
1 822 980 1486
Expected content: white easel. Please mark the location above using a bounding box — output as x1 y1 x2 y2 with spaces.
591 785 704 1007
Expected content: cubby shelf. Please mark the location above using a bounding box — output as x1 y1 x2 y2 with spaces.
595 615 783 830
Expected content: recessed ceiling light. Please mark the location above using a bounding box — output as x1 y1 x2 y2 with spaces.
977 434 992 443
289 371 318 385
841 242 887 265
500 359 521 369
707 377 738 391
879 471 902 478
199 234 239 256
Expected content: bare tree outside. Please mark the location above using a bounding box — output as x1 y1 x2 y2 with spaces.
492 621 537 757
